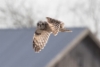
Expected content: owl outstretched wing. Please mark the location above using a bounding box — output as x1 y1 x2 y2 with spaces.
33 30 51 53
46 17 61 36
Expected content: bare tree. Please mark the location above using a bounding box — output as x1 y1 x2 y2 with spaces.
68 0 100 40
89 0 100 41
90 0 98 36
0 0 34 28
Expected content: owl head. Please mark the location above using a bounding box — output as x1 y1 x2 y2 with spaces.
37 21 46 30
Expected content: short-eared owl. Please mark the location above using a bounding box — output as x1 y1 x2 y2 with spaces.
33 17 72 53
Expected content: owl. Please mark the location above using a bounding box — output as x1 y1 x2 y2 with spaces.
33 17 72 53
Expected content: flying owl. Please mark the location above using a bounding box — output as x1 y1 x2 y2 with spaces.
33 17 72 53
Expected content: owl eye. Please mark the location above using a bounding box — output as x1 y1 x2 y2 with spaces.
42 23 44 25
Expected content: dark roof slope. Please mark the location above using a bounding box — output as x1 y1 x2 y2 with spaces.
0 28 89 67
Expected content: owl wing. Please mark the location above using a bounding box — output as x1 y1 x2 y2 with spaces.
46 17 61 36
33 30 51 53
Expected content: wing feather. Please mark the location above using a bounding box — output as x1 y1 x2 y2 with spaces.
46 17 61 36
33 30 51 52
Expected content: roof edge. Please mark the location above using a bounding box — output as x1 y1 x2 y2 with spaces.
46 28 89 67
88 31 100 47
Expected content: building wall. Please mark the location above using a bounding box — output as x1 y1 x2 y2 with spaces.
53 36 100 67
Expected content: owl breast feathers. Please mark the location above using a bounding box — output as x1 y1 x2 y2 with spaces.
33 17 72 53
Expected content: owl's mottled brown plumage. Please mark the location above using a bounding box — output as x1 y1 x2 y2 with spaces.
33 17 72 53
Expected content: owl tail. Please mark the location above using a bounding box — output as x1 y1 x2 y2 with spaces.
60 28 72 32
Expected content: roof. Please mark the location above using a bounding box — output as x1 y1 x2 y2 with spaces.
0 28 99 67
